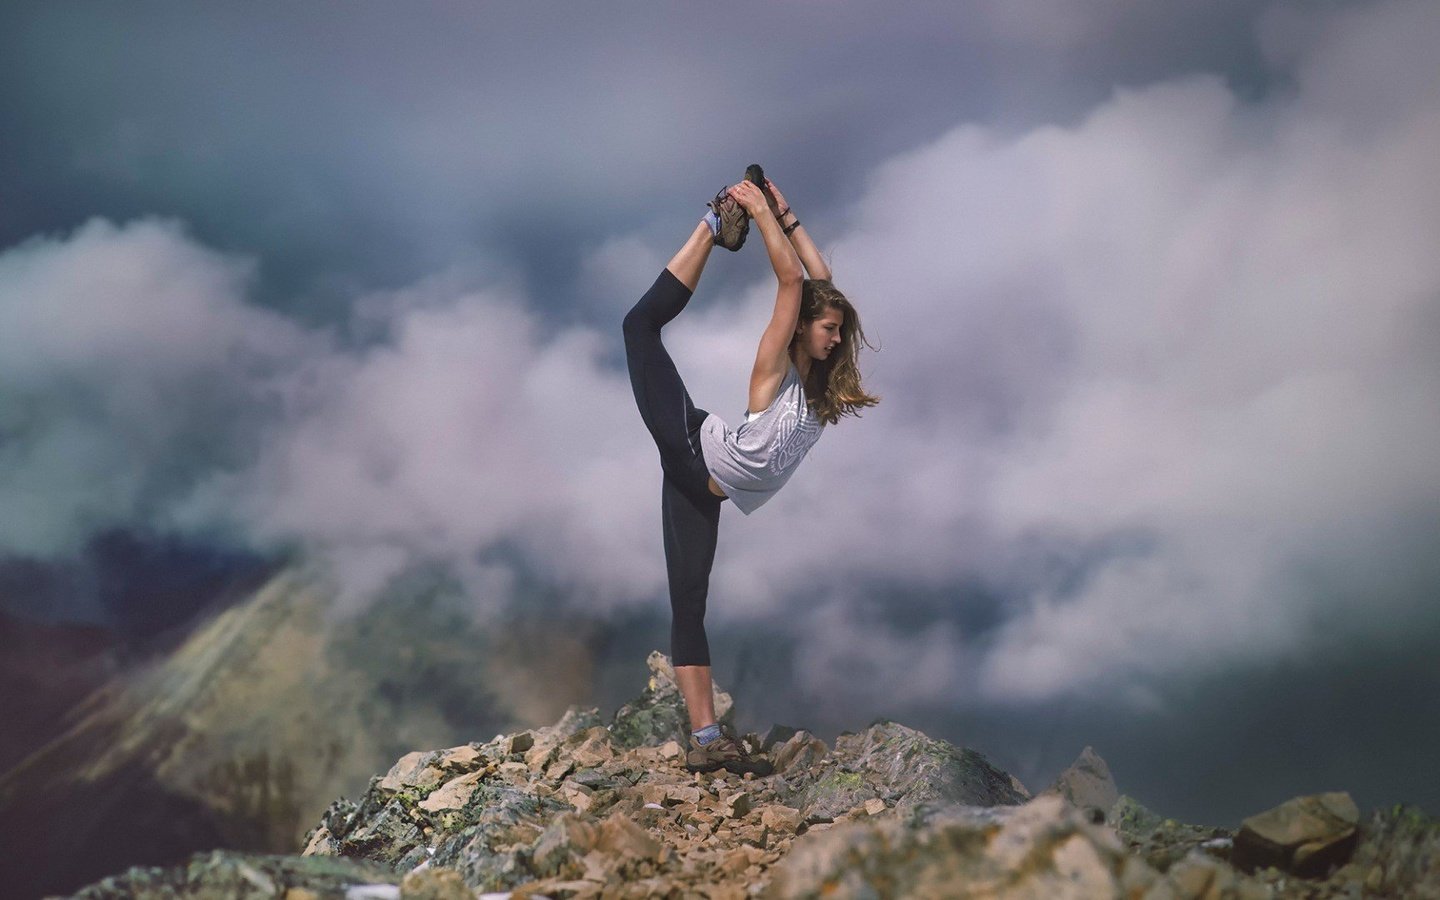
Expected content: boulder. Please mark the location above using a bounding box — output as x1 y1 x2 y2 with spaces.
768 794 1139 899
1321 804 1440 899
1045 746 1119 818
594 814 664 862
529 812 598 878
377 750 450 795
608 651 734 749
522 705 606 773
1233 792 1360 877
399 865 473 900
1109 794 1232 874
834 721 1030 811
772 730 828 774
418 771 486 814
761 724 801 751
795 769 877 825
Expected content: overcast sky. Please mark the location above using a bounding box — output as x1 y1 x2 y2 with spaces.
2 0 1438 825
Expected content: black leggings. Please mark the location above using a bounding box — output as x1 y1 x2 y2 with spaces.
623 269 724 667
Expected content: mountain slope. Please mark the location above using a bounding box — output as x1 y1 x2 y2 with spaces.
0 564 584 898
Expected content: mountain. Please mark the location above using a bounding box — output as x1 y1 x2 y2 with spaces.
0 610 120 773
0 564 596 899
61 653 1440 899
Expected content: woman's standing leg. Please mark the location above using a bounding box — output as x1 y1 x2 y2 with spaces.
622 221 725 734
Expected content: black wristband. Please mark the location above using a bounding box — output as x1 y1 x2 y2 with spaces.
783 219 802 236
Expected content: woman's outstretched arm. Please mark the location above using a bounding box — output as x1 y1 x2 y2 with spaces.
728 180 803 413
765 177 830 281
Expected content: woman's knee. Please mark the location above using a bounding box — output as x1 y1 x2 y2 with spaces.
622 304 654 344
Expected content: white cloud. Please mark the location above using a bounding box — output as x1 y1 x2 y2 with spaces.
3 0 1437 713
0 218 310 558
789 0 1440 703
173 283 662 612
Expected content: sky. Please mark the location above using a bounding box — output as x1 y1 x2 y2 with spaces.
2 0 1439 825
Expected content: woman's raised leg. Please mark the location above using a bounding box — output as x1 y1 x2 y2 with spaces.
666 221 716 291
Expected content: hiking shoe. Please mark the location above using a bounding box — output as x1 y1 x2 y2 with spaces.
707 186 750 251
686 727 775 777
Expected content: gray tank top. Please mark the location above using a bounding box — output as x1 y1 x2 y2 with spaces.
700 362 824 515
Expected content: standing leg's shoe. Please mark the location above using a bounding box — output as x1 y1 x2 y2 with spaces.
686 726 775 776
707 187 750 251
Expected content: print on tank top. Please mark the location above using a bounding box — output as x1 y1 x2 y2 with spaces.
772 404 822 472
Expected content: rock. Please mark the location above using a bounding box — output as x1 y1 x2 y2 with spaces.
760 805 803 834
772 731 828 774
795 769 876 825
564 725 616 768
523 706 605 774
761 724 801 751
721 791 752 819
1046 746 1120 818
68 850 403 900
436 745 484 771
418 771 485 814
1233 792 1360 877
767 794 1147 899
399 865 473 900
834 720 1030 811
594 813 664 862
609 651 734 749
378 751 449 795
301 824 337 857
1316 803 1440 897
1110 794 1231 874
530 812 598 878
336 794 427 864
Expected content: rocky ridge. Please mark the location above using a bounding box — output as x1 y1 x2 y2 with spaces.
68 651 1440 899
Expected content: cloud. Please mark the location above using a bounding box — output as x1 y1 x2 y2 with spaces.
792 0 1440 703
0 218 310 558
170 280 664 613
0 1 1276 310
2 1 1437 727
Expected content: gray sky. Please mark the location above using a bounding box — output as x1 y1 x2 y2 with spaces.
3 0 1438 824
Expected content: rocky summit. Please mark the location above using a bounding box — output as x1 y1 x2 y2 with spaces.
67 651 1440 899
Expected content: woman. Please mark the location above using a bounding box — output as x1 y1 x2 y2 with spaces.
622 173 878 775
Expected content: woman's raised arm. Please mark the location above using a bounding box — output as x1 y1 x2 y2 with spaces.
765 178 830 281
728 181 804 413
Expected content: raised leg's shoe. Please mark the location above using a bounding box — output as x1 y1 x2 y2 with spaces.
744 163 766 190
745 162 780 217
686 726 775 776
707 187 750 251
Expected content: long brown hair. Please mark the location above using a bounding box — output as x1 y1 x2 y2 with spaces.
792 279 879 425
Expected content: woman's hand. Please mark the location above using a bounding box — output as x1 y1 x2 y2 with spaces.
764 178 791 218
727 181 771 219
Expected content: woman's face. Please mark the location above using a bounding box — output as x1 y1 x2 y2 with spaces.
797 307 844 360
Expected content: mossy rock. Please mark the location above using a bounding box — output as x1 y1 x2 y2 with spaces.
798 769 877 824
609 651 734 749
